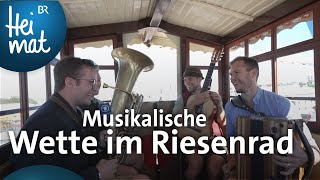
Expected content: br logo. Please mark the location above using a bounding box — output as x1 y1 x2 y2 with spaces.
99 103 111 114
0 0 66 72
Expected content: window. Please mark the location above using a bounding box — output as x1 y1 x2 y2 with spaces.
51 67 54 93
0 68 21 146
200 70 218 93
277 50 314 97
0 113 21 146
249 30 271 57
74 40 114 65
123 32 179 101
291 100 316 122
277 50 315 121
226 6 319 127
74 39 116 101
127 44 178 101
189 42 217 67
96 70 115 101
188 41 220 93
0 69 20 111
277 12 313 49
229 42 245 97
28 67 46 115
229 42 245 62
257 60 272 91
51 52 61 93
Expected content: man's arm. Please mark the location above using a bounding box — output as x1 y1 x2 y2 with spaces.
286 100 320 165
273 99 320 175
225 102 235 138
302 123 320 165
172 95 184 115
222 102 237 177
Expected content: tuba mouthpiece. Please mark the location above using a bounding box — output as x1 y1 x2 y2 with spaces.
103 82 134 97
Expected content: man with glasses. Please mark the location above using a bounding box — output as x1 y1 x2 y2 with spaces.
12 57 118 180
78 72 148 179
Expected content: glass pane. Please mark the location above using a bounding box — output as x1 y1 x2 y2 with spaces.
0 113 21 146
277 12 313 49
96 70 115 101
29 109 37 116
55 52 61 60
28 67 46 109
229 42 245 62
249 30 271 57
127 44 178 101
51 66 54 94
189 42 216 66
74 40 114 65
291 100 316 122
258 60 272 91
200 70 219 93
0 68 20 111
277 50 314 98
50 53 60 83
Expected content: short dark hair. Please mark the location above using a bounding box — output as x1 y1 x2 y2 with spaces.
231 56 259 80
53 56 99 92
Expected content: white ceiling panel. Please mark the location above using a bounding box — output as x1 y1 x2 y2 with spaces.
60 0 287 36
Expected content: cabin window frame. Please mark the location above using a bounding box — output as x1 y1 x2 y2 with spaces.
225 1 320 130
0 35 119 148
68 35 119 102
0 64 52 148
185 38 223 95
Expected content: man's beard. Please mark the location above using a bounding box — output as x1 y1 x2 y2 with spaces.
187 86 198 93
189 88 196 93
189 86 201 94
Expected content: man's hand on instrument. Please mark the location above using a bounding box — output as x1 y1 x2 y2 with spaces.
187 91 211 108
209 91 223 113
273 137 308 176
96 159 118 180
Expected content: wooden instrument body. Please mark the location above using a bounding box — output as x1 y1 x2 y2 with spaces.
176 48 224 140
177 95 216 140
236 116 301 180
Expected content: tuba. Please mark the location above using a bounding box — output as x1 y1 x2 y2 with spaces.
103 47 154 163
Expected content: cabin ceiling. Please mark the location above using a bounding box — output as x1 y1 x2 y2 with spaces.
60 0 287 37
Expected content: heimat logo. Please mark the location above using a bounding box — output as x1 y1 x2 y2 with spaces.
0 1 66 72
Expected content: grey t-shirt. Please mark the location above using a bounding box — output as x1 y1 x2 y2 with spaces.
172 95 184 115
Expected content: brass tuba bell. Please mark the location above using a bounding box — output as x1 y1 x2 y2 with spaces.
103 47 154 163
106 47 154 115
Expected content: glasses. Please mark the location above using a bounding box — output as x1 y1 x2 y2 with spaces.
71 77 97 87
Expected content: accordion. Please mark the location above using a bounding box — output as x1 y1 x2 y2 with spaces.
235 116 312 180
